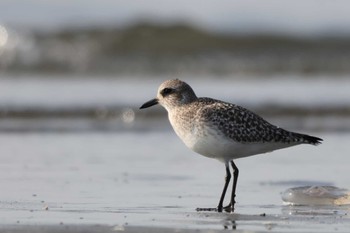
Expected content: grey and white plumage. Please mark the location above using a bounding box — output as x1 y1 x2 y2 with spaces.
140 79 322 212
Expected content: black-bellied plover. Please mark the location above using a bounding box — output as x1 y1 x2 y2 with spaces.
140 79 322 213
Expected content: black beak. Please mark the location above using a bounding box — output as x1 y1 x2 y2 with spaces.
140 98 159 109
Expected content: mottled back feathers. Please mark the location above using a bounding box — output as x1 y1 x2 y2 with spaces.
192 98 322 145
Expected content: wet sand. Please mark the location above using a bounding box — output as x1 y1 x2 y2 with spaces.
1 209 350 233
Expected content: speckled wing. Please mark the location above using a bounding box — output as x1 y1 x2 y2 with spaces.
197 98 299 144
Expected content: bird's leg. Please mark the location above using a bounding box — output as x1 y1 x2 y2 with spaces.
217 162 231 212
223 161 239 213
196 162 231 212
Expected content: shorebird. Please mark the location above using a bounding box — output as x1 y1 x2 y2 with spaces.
140 79 322 213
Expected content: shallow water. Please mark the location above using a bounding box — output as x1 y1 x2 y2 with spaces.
0 131 349 231
1 74 350 109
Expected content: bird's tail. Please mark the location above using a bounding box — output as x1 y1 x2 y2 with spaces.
297 133 323 145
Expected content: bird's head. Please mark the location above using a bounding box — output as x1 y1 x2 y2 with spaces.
140 79 197 111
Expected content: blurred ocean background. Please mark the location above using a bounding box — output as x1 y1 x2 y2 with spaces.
0 0 349 132
0 1 350 230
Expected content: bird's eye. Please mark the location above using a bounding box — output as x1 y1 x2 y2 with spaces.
161 88 173 96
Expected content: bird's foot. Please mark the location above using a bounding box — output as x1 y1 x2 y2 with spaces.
223 204 235 213
196 207 218 212
196 204 235 213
